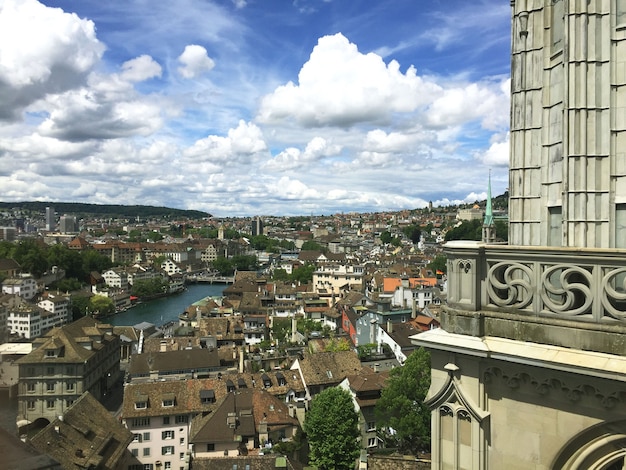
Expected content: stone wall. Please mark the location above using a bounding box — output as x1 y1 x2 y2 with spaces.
367 454 431 470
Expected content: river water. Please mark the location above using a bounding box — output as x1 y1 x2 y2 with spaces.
107 283 226 327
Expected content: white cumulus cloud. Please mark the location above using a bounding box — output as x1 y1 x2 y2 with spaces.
178 45 216 79
120 55 162 82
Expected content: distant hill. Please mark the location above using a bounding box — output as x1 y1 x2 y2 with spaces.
0 201 211 219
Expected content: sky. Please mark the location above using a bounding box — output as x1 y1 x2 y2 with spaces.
0 0 512 217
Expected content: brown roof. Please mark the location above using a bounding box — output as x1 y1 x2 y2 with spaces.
128 348 220 376
17 316 116 365
29 392 133 470
189 388 298 444
297 350 362 386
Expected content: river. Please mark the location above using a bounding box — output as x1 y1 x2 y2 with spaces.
107 283 226 327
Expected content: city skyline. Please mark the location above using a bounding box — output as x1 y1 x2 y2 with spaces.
0 0 511 217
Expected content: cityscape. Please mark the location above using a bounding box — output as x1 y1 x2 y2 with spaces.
2 1 626 470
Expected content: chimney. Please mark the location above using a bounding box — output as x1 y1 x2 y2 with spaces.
387 320 393 334
412 298 417 319
239 346 244 373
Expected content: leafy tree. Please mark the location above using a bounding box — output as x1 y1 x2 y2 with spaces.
380 231 393 244
300 240 323 252
375 347 431 454
131 277 168 298
81 249 112 274
89 295 115 317
232 254 258 272
428 254 447 275
271 268 290 282
71 294 91 321
495 219 509 242
47 243 84 279
211 257 234 275
304 387 360 470
323 338 351 352
13 240 49 277
51 278 83 292
291 263 315 284
271 318 292 344
444 219 482 241
402 224 422 244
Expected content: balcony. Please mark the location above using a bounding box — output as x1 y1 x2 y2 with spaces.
443 241 626 356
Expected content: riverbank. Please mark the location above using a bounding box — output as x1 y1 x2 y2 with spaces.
108 283 225 327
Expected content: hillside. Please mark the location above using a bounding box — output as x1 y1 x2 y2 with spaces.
0 202 211 219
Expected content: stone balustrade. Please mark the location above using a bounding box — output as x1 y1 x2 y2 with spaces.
443 241 626 355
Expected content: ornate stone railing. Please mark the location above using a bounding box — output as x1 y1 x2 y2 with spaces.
445 241 626 325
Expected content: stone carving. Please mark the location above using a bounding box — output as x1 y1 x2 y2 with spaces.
484 366 625 409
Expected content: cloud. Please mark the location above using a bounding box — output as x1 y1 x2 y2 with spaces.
183 120 267 164
478 133 509 166
120 55 162 82
178 45 216 79
258 33 440 127
0 0 104 121
264 136 341 171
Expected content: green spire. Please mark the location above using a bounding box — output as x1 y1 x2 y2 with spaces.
484 171 494 227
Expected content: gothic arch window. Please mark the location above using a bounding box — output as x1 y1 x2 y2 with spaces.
552 419 626 469
438 405 474 470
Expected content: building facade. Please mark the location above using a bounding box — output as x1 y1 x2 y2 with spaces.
16 316 121 426
414 2 626 469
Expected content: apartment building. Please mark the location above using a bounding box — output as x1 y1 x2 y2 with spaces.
16 316 120 426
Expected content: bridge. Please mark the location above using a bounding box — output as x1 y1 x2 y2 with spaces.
186 274 234 284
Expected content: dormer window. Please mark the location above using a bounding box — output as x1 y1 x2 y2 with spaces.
200 389 215 404
135 394 149 409
45 349 56 358
162 393 175 407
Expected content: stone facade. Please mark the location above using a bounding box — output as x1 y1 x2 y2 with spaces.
414 2 626 469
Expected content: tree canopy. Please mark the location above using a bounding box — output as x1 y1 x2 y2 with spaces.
375 347 431 454
304 387 360 470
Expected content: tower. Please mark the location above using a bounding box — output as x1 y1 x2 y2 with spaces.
414 3 626 469
45 206 55 231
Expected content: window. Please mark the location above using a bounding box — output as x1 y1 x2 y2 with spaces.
66 399 74 407
143 448 150 456
135 401 147 409
133 434 142 443
551 0 564 54
26 367 35 376
131 448 139 457
367 421 376 431
46 366 55 375
27 400 35 410
143 465 153 470
143 432 151 441
164 463 171 470
66 366 74 375
46 399 55 409
180 453 185 460
67 382 75 392
46 350 55 358
206 443 215 451
131 418 151 427
27 383 35 393
163 416 170 425
162 446 175 455
46 382 55 392
175 415 188 424
367 437 377 447
179 437 184 446
163 399 174 407
162 430 175 440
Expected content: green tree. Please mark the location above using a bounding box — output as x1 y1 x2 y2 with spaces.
380 231 393 244
304 387 360 470
271 268 290 282
231 254 258 271
131 277 168 298
81 249 112 274
300 240 323 252
211 257 234 275
291 263 315 284
375 347 431 454
89 295 115 317
428 254 447 275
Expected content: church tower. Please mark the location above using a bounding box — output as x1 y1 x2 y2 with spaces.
414 2 626 469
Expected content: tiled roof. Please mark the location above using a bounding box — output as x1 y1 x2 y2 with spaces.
189 388 298 444
297 350 362 386
29 392 133 470
128 348 221 375
16 316 116 365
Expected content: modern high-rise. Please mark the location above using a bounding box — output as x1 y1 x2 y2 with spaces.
414 2 626 469
59 215 78 233
45 206 55 231
251 216 264 236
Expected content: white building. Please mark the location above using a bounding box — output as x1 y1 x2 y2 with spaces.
102 268 129 289
312 263 364 294
2 277 38 300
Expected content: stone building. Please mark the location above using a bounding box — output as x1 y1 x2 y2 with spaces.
413 2 626 469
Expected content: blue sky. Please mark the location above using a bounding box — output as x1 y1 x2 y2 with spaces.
0 0 511 217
